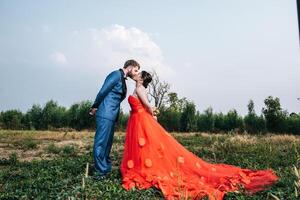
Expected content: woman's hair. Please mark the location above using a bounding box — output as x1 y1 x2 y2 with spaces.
141 71 152 88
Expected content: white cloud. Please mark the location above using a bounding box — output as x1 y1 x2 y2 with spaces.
50 52 68 65
71 24 173 78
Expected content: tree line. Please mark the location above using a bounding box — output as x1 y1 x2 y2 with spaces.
1 70 299 134
157 93 300 134
0 94 299 135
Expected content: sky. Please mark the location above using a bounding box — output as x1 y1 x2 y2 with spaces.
0 0 299 116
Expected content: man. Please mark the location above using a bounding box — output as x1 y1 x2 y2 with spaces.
89 59 140 177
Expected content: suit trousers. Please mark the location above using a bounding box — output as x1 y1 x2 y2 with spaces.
93 116 115 175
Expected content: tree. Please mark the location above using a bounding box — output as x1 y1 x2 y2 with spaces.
180 101 197 132
223 109 244 132
244 100 266 134
196 107 214 132
148 70 170 109
27 104 43 130
166 92 187 112
157 92 185 132
115 108 129 132
285 113 300 135
0 110 24 129
42 100 67 129
262 96 287 133
67 100 94 130
214 112 225 132
158 105 181 132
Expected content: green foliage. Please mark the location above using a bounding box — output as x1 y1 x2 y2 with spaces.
27 104 43 130
0 110 24 130
42 100 68 129
244 100 266 134
223 109 244 132
9 152 19 165
196 107 214 132
262 96 288 133
1 132 299 199
0 95 299 135
180 101 197 132
285 113 300 134
115 109 129 132
166 92 187 112
214 112 225 132
12 137 39 150
46 143 78 156
61 145 78 157
67 100 95 130
158 106 181 132
22 138 39 150
46 143 61 154
157 92 184 132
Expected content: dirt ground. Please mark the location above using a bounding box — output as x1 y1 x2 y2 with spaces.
0 130 124 162
1 130 299 162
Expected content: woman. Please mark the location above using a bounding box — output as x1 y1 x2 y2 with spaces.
120 71 279 200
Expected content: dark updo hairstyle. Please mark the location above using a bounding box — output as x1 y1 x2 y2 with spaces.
141 71 152 88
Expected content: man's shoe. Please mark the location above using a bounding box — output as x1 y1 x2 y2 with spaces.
92 172 109 181
92 175 107 181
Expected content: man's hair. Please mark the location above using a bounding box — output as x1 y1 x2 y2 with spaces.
123 59 140 69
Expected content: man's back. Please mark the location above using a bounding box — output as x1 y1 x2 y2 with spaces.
93 69 126 121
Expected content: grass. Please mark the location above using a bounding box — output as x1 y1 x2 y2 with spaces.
0 130 300 199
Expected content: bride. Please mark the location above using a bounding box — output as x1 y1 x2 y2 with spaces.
120 71 279 200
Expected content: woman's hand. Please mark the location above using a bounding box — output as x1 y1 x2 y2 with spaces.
153 116 158 121
147 106 154 116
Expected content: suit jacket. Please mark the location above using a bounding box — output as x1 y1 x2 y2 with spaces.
92 69 127 122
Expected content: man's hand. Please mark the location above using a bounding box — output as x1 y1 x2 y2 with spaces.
89 108 97 116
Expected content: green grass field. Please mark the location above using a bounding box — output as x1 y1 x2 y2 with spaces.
0 130 299 199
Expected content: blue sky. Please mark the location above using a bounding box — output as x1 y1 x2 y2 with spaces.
0 0 299 115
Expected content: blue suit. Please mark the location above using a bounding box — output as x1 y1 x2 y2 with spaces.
92 69 127 175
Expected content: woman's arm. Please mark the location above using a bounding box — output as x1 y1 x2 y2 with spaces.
136 85 154 116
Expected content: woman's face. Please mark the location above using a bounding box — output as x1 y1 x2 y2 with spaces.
134 72 142 82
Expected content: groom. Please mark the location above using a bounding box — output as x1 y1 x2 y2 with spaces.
89 59 140 177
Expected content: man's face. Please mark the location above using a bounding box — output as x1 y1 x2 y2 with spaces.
128 66 140 79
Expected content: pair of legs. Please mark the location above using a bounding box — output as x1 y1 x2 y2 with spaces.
93 117 115 176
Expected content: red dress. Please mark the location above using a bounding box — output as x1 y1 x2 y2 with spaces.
120 95 279 200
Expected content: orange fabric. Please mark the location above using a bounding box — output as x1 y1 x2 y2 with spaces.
120 95 279 200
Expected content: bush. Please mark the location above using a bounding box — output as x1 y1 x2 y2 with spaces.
46 143 61 154
22 138 39 150
61 145 78 157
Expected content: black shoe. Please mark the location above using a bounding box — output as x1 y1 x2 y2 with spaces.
92 172 109 181
92 175 108 181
